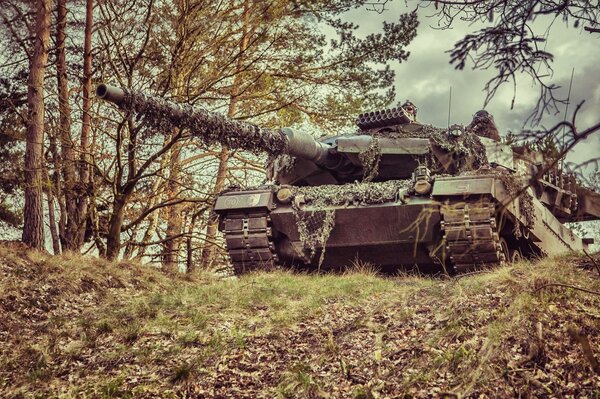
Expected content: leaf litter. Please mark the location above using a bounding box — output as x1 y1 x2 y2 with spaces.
1 244 599 398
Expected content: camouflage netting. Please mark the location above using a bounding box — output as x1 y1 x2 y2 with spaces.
497 172 536 236
289 179 411 269
121 89 288 156
365 123 488 174
429 126 489 173
292 208 335 270
268 154 296 180
358 137 381 182
291 179 411 207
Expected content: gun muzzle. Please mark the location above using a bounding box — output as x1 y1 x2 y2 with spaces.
96 83 127 106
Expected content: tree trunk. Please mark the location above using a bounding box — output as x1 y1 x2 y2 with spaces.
106 196 126 261
162 141 183 272
88 187 106 257
75 0 94 249
48 130 63 254
186 210 203 273
55 0 78 251
22 0 52 249
122 223 139 260
46 181 61 255
135 133 172 260
135 184 162 260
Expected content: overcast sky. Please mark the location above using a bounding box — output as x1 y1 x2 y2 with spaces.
345 2 600 170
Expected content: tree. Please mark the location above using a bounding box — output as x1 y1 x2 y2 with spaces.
22 0 52 249
1 0 102 252
0 78 26 230
75 0 94 249
54 0 76 252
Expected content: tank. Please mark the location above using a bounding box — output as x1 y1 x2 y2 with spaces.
96 83 600 274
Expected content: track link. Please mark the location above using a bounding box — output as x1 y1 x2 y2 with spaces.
222 210 277 274
440 197 505 274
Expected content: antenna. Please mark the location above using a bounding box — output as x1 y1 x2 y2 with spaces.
447 86 452 128
560 67 575 168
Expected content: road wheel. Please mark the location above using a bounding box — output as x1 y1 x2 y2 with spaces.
510 248 523 264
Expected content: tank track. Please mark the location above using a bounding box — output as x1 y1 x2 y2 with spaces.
222 210 278 274
440 197 505 274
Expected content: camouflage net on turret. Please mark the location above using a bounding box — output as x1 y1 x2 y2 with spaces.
366 123 488 174
429 126 488 173
358 137 381 182
290 180 411 268
120 88 288 156
368 123 442 139
497 172 536 236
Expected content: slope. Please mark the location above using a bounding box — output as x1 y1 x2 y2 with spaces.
0 242 599 398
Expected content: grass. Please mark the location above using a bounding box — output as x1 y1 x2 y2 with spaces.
1 244 599 398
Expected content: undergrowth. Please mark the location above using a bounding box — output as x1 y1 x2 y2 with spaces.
0 244 599 398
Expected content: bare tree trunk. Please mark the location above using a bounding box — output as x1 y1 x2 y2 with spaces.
22 0 52 249
136 188 162 259
162 140 183 272
88 192 106 257
136 133 172 260
45 179 60 255
45 134 61 255
186 210 203 273
106 195 126 260
74 0 94 249
55 0 78 251
122 223 139 260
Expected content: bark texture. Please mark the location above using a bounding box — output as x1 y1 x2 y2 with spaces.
55 0 78 251
75 0 94 248
22 0 52 249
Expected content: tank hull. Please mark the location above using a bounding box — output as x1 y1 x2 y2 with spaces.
271 200 442 272
215 175 591 275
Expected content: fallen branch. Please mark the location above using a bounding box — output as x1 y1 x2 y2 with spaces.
533 283 600 296
582 249 600 277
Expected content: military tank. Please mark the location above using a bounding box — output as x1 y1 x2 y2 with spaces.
96 83 600 274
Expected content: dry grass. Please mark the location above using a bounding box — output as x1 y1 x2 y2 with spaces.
0 244 599 398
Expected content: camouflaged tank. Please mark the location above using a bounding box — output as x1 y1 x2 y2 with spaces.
97 84 600 274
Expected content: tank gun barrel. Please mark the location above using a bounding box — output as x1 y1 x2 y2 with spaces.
96 84 335 165
96 83 293 157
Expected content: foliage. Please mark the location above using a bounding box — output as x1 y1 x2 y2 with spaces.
0 77 25 227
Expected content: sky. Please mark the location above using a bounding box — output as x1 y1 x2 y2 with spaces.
344 1 600 171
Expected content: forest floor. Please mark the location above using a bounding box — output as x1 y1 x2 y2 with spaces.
1 243 599 398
